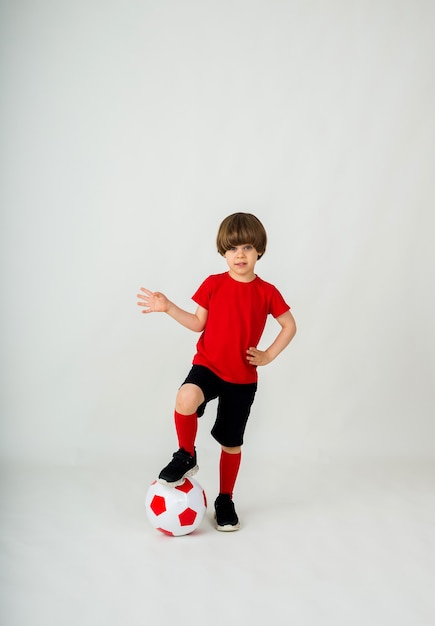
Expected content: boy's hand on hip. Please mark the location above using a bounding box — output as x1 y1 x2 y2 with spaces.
246 347 271 367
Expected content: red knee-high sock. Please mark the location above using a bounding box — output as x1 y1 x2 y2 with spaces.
219 450 242 498
174 411 197 457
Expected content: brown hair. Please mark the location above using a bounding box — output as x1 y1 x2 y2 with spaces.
216 212 267 259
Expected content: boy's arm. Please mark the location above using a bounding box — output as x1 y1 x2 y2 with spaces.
246 310 296 367
166 302 208 332
137 287 208 332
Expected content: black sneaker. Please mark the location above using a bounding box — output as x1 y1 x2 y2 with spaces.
214 493 240 531
158 448 198 487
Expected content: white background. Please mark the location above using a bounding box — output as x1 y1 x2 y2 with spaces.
1 1 435 625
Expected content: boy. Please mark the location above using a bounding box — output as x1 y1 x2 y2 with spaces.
137 213 296 531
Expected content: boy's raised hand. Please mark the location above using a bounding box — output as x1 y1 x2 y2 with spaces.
137 287 169 314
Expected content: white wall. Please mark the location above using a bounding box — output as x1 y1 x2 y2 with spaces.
1 0 434 465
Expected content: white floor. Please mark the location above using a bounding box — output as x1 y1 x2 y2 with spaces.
1 452 435 626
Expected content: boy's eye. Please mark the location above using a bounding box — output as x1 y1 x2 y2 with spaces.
228 244 253 252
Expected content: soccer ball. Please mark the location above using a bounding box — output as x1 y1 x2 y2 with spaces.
145 477 207 536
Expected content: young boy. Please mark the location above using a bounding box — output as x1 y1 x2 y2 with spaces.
137 213 296 531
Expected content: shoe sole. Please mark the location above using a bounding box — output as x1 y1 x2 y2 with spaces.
214 513 240 532
157 464 199 487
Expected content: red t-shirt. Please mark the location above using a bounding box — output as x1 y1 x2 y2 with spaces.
191 272 290 384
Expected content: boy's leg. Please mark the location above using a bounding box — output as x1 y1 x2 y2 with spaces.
212 382 256 531
219 446 242 498
158 383 204 486
174 411 197 457
215 445 241 531
174 382 204 455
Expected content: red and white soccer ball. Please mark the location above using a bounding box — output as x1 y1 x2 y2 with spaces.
145 477 207 536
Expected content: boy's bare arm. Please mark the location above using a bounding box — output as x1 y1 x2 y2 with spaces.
166 301 208 332
246 310 296 367
137 287 208 332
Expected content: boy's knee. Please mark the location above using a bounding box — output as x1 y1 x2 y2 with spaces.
221 445 242 454
176 384 203 415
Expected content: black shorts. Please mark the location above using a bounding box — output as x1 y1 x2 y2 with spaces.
182 365 257 447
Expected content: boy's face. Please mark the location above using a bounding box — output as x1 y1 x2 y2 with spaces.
224 244 259 282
